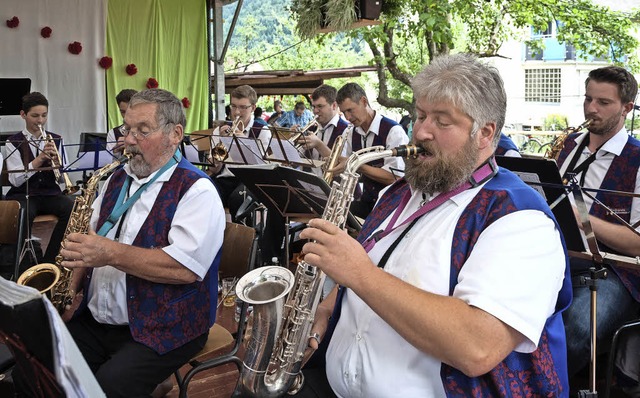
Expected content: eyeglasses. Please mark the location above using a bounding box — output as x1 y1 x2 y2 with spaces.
230 104 253 111
120 125 165 140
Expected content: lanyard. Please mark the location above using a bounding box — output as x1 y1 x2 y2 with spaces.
97 149 182 237
362 157 498 253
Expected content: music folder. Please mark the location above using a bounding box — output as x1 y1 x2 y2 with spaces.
495 156 586 253
228 163 361 231
0 277 105 397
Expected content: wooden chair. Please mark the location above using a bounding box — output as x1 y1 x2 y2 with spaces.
0 200 25 281
174 222 258 398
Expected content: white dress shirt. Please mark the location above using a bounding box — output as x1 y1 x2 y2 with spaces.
326 184 566 397
5 129 67 188
87 162 225 325
344 112 409 180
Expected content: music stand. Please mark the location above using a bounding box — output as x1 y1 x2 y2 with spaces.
0 277 104 397
228 164 361 263
265 126 324 169
0 78 31 116
496 156 606 397
496 156 585 252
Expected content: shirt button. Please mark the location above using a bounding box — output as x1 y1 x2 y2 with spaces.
356 334 362 341
344 371 349 378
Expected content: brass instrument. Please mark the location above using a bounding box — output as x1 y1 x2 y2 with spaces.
227 116 245 136
17 153 132 313
38 124 79 195
545 119 592 160
209 116 244 164
321 124 352 183
234 144 424 398
291 116 319 146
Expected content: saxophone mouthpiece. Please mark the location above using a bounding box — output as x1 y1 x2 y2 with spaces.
393 145 425 158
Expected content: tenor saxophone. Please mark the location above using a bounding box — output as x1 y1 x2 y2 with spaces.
234 144 424 398
17 153 131 313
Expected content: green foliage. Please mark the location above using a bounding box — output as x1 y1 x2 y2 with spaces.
625 117 640 133
543 114 569 131
222 0 640 118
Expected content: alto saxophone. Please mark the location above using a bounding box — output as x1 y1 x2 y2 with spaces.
234 144 424 398
17 153 131 313
545 119 592 160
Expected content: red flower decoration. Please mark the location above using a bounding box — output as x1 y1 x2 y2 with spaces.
146 78 159 89
125 64 137 76
6 16 19 28
40 26 52 38
98 56 113 69
68 41 82 55
182 97 191 109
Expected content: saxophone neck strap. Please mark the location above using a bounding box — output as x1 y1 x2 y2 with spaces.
562 134 605 185
97 149 182 237
362 157 498 253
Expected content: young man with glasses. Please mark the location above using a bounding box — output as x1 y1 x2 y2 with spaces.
296 84 350 176
106 89 138 157
209 85 270 216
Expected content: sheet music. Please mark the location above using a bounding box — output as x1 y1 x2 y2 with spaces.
269 139 305 164
0 278 105 397
216 135 266 165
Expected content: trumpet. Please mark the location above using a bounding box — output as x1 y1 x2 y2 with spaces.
290 116 319 145
38 124 79 195
224 116 245 136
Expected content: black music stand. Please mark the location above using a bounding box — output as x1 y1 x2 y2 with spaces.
496 156 617 397
229 164 361 263
0 78 31 116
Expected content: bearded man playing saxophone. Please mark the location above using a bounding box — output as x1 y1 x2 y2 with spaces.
295 54 571 397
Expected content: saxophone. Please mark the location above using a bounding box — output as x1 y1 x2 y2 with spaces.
545 119 592 160
17 153 131 313
234 144 424 398
321 124 352 184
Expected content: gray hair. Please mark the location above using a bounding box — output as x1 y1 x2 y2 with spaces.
411 54 506 147
336 82 368 105
129 88 187 132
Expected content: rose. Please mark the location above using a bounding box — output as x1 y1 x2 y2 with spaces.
40 26 52 38
182 97 191 109
98 56 113 69
68 41 82 55
6 16 19 28
146 78 159 89
125 64 138 76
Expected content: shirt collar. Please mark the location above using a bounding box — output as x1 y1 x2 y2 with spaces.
575 127 628 156
324 113 341 129
356 111 383 137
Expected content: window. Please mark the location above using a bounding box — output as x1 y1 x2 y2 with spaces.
525 68 561 103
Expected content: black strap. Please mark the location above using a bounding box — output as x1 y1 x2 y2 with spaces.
562 134 605 185
377 217 420 269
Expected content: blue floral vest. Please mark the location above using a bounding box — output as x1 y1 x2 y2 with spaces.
87 157 220 354
557 133 640 302
323 170 571 397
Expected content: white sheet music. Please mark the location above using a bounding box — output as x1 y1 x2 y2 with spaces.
269 139 305 163
0 278 105 397
216 135 266 165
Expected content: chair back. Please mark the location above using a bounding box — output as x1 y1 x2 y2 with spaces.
219 222 257 280
0 201 21 245
0 200 24 280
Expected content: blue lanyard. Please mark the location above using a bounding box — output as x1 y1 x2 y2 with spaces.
97 149 182 237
